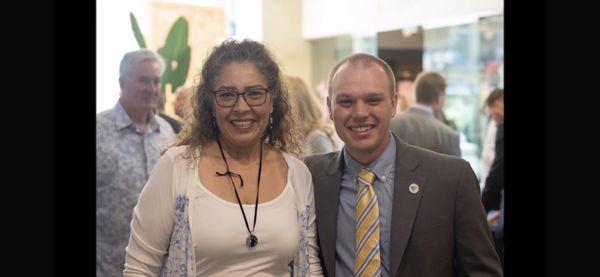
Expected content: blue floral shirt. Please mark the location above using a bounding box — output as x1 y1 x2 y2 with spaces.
96 101 175 277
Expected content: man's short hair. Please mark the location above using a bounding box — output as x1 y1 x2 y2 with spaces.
414 71 446 104
119 49 165 78
328 53 396 97
485 88 504 107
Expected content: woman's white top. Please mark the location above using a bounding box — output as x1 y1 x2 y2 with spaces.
124 145 323 277
193 176 299 276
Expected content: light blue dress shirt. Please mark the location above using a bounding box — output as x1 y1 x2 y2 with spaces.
335 134 396 277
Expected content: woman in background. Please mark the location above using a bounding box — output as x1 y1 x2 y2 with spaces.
285 75 336 157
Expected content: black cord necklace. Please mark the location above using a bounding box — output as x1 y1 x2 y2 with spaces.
215 138 263 248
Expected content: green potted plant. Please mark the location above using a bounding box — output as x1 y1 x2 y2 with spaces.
130 12 191 95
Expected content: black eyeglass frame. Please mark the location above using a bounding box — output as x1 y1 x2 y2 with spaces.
213 88 271 107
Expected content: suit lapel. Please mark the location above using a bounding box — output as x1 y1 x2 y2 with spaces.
315 151 344 276
389 137 425 276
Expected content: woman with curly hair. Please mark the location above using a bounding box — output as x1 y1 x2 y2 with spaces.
124 39 323 276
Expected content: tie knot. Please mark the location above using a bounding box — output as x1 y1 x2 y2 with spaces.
358 168 376 186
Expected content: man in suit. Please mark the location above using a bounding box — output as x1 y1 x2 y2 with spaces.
156 91 182 133
389 71 461 156
304 53 502 276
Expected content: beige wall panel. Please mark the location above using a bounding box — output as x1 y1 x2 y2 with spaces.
149 2 226 116
263 0 312 88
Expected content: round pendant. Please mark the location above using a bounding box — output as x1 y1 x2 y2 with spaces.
246 234 258 248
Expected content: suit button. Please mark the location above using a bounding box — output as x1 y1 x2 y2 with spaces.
409 183 419 194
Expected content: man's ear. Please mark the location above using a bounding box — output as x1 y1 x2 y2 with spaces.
327 96 333 120
119 77 124 89
390 92 399 117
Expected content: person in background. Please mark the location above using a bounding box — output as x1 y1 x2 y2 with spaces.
395 70 415 113
482 121 504 266
96 49 175 277
389 71 461 157
173 85 192 120
156 90 182 133
304 53 502 277
315 79 345 150
285 75 336 156
123 39 322 276
480 88 504 189
482 89 504 266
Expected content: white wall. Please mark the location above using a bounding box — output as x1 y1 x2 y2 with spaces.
231 0 263 41
96 0 147 113
302 0 503 39
98 0 500 113
262 0 311 85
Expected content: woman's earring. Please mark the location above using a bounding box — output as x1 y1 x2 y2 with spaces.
263 114 274 142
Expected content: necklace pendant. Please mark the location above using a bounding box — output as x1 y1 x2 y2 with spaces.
246 234 258 248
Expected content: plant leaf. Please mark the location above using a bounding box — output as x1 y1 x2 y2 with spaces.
130 12 147 49
158 46 191 94
158 16 191 94
170 46 190 91
160 17 189 59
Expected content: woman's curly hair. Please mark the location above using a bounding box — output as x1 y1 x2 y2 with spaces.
169 39 300 161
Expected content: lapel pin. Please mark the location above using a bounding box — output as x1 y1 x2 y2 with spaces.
409 183 419 194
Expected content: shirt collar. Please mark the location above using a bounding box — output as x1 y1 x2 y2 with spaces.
410 103 434 114
114 101 160 133
343 133 396 183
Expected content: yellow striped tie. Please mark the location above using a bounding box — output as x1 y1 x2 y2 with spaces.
355 168 381 277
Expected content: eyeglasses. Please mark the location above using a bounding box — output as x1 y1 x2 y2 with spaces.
214 88 270 107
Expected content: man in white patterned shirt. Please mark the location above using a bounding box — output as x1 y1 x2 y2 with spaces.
96 49 175 277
